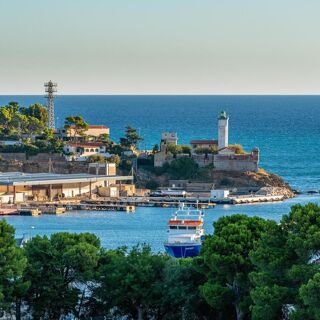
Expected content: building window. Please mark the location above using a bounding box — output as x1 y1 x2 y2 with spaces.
95 148 99 152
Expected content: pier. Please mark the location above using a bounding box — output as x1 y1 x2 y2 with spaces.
229 194 284 204
0 194 286 217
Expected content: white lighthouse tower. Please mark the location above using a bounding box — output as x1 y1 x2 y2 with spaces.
218 111 229 149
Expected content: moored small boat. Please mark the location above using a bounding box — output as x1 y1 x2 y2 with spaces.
19 208 41 216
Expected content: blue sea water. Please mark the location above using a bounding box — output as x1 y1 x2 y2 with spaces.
1 95 319 190
0 95 320 249
4 195 320 252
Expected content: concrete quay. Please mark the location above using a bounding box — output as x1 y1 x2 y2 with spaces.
0 194 286 217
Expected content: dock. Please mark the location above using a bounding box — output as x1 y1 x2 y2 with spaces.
230 195 284 204
72 203 135 212
0 193 286 217
81 198 216 209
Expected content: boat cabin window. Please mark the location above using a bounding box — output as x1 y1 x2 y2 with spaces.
169 226 177 229
178 226 187 230
188 226 196 230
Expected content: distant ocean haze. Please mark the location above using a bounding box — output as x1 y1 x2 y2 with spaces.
0 95 319 190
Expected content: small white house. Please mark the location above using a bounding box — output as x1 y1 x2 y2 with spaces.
210 189 230 199
64 142 111 161
161 132 178 145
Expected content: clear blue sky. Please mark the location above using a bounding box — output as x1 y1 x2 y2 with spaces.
0 0 319 94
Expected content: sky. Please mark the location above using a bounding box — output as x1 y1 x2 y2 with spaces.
0 0 319 94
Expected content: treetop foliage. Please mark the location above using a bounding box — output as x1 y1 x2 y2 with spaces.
1 200 320 319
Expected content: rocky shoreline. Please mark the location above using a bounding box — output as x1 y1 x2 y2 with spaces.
137 167 295 199
212 169 295 198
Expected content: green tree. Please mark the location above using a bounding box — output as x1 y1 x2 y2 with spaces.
120 126 143 149
98 133 110 142
199 215 271 320
299 273 320 319
0 102 20 136
92 244 168 320
165 143 182 156
152 144 160 154
20 103 48 126
25 116 45 138
249 222 294 320
64 116 89 141
194 146 218 155
0 221 28 320
168 157 199 179
42 128 54 141
106 154 121 166
24 232 100 319
180 145 192 155
250 203 320 320
229 144 246 154
0 107 14 135
159 258 214 320
146 179 159 190
87 154 107 163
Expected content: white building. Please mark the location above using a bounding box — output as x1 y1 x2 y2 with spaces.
63 142 111 161
161 132 178 145
218 111 229 150
210 189 230 199
0 172 133 203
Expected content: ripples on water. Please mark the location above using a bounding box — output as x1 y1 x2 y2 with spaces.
4 195 320 251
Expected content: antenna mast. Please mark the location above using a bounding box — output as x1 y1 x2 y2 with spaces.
44 80 57 129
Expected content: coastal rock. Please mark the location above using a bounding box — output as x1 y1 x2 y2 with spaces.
137 167 294 198
212 169 294 198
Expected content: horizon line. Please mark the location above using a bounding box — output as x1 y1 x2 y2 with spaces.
1 92 320 96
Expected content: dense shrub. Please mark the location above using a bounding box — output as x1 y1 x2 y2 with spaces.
2 204 320 319
145 179 159 190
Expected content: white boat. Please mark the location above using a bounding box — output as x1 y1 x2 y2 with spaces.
164 203 205 258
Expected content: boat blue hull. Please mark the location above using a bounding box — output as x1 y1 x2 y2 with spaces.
164 243 202 258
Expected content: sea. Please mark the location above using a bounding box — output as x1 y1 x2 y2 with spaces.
0 95 320 250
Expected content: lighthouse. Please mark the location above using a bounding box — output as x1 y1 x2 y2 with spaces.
218 111 229 149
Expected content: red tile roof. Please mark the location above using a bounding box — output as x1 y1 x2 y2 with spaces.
67 142 105 148
69 125 109 129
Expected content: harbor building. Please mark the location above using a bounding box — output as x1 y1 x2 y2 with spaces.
0 170 133 204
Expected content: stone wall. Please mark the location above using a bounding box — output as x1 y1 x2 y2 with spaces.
213 158 259 172
191 154 214 167
0 153 89 174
